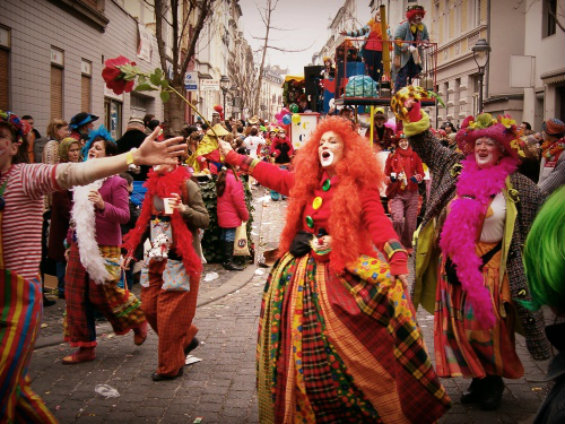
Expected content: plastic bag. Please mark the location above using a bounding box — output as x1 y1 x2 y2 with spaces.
345 75 378 97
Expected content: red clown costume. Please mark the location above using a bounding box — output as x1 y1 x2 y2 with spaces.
222 116 451 423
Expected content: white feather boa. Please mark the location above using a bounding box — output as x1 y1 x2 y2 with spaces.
71 179 111 284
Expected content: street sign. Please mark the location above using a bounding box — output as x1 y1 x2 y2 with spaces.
200 79 220 91
184 72 198 91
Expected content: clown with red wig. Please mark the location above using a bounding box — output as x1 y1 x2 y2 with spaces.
393 87 551 412
219 116 450 423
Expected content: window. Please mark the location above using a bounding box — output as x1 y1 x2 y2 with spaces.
454 78 461 118
81 59 92 113
543 0 557 37
0 26 10 111
104 98 122 139
468 0 480 27
50 47 64 120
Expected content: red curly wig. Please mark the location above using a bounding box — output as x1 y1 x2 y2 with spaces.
279 116 384 273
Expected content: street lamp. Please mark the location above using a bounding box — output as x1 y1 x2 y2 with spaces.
471 38 491 114
220 75 230 118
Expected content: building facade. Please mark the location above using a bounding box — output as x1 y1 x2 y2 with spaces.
0 0 164 139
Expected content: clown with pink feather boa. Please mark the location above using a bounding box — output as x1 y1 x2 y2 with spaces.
391 86 551 412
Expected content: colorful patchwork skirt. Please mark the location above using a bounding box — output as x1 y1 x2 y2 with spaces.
257 253 451 424
65 243 145 347
434 241 524 379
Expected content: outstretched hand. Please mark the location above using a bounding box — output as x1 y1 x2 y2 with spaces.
136 126 187 166
218 140 234 158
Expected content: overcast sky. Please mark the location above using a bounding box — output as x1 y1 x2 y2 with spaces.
239 0 369 75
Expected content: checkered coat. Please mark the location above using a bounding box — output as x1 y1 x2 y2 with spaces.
410 130 551 361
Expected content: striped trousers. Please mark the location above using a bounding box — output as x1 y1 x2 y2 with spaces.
389 189 420 249
0 271 57 423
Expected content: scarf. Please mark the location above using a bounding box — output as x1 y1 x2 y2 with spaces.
541 137 565 160
72 179 111 284
122 166 202 281
439 155 518 328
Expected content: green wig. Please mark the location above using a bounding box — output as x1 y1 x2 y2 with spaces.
522 185 565 312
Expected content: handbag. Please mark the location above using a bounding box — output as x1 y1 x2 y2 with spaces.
233 222 251 257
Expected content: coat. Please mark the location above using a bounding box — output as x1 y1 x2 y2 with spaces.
409 130 551 361
179 178 210 258
393 20 429 69
216 171 249 229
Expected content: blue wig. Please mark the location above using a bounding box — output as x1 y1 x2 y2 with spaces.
82 125 116 161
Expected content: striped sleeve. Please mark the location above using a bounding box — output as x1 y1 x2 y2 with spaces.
346 25 370 37
21 163 59 200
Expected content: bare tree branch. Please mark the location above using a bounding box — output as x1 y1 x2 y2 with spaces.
266 42 315 53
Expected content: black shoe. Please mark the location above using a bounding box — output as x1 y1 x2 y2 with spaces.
479 376 504 411
184 337 200 356
151 367 183 381
460 377 482 404
43 295 56 307
222 261 244 271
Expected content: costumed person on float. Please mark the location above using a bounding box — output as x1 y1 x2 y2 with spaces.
341 10 388 83
63 126 148 365
392 86 551 411
122 160 209 381
393 5 429 91
218 115 451 423
0 110 185 423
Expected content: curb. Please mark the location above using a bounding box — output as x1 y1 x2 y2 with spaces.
33 264 262 351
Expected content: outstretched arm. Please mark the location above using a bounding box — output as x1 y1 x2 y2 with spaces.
219 140 295 194
56 127 186 189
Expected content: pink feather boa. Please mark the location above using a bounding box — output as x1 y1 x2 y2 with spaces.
439 155 518 328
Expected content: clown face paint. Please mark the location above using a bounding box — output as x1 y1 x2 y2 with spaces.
475 137 503 168
318 131 344 173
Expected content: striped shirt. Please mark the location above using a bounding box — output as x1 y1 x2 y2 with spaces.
1 163 58 280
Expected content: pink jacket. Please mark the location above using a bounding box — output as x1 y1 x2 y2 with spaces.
217 171 249 228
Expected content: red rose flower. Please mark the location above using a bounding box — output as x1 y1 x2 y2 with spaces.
102 56 136 95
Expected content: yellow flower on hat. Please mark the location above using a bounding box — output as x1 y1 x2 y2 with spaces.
499 115 517 129
510 138 526 158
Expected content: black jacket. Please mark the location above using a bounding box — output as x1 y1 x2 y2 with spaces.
117 129 150 180
534 323 565 424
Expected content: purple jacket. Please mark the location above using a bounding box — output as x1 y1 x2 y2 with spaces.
217 171 249 228
95 175 130 246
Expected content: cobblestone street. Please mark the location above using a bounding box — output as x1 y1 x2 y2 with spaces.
30 188 552 423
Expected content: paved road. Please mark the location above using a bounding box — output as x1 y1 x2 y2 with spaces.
30 187 552 423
